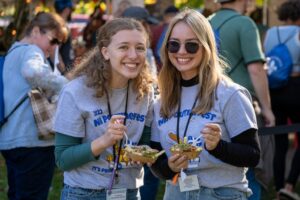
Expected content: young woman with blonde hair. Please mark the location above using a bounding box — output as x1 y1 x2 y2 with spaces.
150 8 260 200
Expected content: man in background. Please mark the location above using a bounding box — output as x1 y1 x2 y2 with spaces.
209 0 275 199
54 0 74 74
151 5 179 69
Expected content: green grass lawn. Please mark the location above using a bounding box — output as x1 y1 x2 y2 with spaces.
0 153 298 200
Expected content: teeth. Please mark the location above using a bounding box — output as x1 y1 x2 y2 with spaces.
177 58 190 63
125 63 137 68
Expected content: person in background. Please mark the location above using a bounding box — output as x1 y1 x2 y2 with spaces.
54 18 154 200
122 6 159 77
209 0 275 199
248 7 268 44
54 0 75 74
83 4 106 50
151 5 179 69
0 12 68 200
264 1 300 199
150 8 260 200
121 6 160 200
201 0 221 17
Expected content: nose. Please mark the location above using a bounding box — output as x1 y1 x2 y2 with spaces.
177 43 187 54
127 47 138 59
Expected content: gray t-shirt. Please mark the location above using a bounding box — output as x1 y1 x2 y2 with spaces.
54 76 154 189
151 80 257 194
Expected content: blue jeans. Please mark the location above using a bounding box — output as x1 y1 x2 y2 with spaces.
140 166 160 200
163 181 248 200
61 184 141 200
1 146 55 200
246 168 261 200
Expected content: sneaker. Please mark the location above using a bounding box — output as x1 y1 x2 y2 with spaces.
279 189 300 200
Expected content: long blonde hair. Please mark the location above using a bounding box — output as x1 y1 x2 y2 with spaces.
70 18 153 100
159 8 230 118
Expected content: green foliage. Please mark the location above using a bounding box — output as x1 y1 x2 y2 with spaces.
0 0 31 52
177 0 204 9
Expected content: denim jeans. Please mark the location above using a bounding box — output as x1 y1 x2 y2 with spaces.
61 184 141 200
140 166 160 200
163 181 248 200
1 146 55 200
246 168 261 200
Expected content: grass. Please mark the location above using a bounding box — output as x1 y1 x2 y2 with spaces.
0 154 299 200
0 154 165 200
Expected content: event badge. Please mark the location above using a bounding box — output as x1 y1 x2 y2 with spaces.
106 188 127 200
179 174 200 192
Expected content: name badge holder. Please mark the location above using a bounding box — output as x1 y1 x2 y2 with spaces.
107 188 127 200
178 170 200 192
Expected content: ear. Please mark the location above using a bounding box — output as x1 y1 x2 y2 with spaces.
31 26 41 37
101 46 110 61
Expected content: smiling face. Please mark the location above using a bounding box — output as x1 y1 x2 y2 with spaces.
168 21 203 80
101 29 147 88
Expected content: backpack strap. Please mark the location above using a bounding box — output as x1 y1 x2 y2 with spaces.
276 27 299 67
276 26 297 44
1 44 29 127
215 14 241 31
6 44 28 56
1 93 28 127
227 57 243 75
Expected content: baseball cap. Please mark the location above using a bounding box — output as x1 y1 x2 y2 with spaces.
122 6 159 24
164 5 179 14
54 0 74 13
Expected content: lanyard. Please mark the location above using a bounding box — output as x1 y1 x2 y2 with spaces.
105 82 129 168
176 90 198 144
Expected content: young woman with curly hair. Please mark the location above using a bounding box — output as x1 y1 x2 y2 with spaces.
54 18 154 200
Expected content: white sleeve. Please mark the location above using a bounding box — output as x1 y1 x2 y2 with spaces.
21 48 68 94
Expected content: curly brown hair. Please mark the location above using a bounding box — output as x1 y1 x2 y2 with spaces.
277 0 300 22
70 18 154 101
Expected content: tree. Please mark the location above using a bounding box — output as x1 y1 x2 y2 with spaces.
1 0 31 52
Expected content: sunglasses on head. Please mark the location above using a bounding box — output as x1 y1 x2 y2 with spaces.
167 40 200 54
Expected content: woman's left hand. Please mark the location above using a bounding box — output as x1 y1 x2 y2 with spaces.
201 123 222 151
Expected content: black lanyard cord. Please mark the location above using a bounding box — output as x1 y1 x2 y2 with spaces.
105 81 129 169
176 89 198 144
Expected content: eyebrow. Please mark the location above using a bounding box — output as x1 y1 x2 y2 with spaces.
117 42 146 46
169 38 199 42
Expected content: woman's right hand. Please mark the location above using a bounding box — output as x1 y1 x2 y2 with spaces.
91 115 127 156
168 154 189 173
102 115 127 147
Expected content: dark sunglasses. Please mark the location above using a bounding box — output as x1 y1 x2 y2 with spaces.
40 29 62 46
167 40 200 54
49 38 62 46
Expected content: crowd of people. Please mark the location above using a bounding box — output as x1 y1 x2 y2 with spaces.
0 0 299 200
